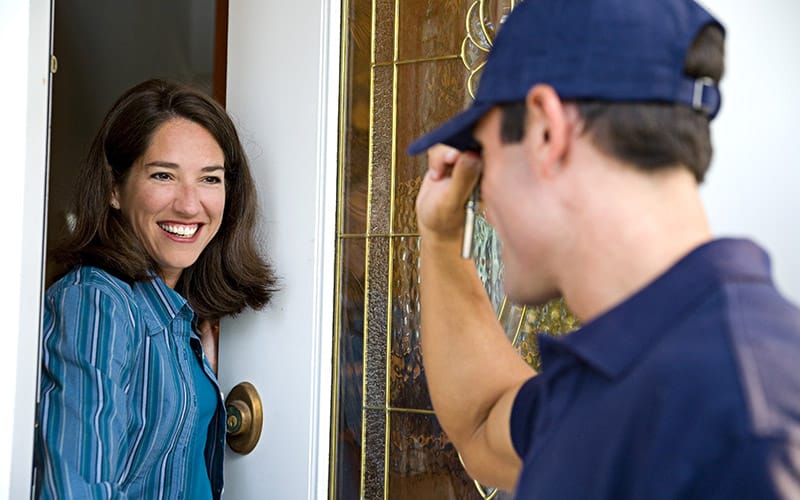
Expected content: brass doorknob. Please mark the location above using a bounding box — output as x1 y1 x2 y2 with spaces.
225 382 263 455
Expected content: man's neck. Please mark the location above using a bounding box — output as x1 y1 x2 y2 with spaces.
557 159 712 323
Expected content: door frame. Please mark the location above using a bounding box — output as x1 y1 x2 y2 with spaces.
1 0 51 498
3 0 342 497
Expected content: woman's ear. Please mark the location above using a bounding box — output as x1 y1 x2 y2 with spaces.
110 188 120 210
524 84 569 178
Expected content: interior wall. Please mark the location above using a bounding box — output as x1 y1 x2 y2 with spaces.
699 0 800 303
46 0 216 282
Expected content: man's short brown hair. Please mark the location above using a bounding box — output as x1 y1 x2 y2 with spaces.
500 24 725 183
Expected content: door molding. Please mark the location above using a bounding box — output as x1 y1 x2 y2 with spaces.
1 0 51 498
308 0 342 496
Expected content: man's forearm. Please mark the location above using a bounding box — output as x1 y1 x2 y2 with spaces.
419 234 535 447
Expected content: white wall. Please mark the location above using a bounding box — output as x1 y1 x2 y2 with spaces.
0 0 50 498
699 1 800 303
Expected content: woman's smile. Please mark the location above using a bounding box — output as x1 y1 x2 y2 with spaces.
159 222 202 239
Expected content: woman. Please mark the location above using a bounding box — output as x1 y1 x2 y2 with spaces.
37 79 277 499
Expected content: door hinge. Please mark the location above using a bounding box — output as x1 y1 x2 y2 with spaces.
50 54 58 74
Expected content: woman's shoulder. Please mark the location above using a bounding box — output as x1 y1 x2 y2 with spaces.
43 266 143 362
47 265 135 303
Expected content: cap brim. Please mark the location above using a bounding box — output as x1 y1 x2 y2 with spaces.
406 102 492 156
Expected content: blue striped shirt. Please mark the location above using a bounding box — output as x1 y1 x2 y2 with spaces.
37 266 225 499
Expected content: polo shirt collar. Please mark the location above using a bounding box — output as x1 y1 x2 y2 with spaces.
133 276 194 336
542 238 772 379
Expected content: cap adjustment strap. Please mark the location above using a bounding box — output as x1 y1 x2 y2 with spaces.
691 77 720 118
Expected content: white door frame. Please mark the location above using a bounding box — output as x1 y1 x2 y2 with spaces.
1 0 51 498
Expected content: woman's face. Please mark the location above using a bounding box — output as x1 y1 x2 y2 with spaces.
112 118 226 288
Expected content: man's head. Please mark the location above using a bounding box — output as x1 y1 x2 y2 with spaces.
408 0 726 182
497 25 724 183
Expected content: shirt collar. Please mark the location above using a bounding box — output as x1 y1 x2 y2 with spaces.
133 276 194 336
541 238 772 379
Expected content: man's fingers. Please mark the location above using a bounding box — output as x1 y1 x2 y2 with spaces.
417 144 483 239
448 151 482 206
427 144 460 180
433 150 482 215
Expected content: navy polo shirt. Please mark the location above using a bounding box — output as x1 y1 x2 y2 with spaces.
510 239 800 499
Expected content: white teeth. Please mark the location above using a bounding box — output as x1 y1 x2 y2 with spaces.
159 223 199 238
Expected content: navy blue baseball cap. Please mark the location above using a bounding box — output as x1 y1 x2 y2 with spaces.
408 0 724 155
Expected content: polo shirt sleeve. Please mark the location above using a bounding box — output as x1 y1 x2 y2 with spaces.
697 437 800 499
38 284 137 500
509 375 545 459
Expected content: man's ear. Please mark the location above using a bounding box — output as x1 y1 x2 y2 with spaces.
524 84 569 178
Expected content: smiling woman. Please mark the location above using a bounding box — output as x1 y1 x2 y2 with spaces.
36 79 277 500
111 119 227 288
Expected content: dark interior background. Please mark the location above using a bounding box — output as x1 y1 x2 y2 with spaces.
46 0 226 283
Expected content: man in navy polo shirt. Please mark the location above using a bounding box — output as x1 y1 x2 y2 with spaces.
408 0 800 498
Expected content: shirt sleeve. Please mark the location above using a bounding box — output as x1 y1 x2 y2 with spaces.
509 375 544 459
37 284 137 500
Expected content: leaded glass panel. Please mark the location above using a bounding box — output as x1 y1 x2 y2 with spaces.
332 1 579 498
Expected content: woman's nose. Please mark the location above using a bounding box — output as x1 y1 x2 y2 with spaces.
173 183 201 215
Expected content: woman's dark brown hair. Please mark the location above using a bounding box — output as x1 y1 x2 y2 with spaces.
55 79 277 318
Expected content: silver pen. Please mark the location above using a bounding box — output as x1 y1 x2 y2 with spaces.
461 181 480 259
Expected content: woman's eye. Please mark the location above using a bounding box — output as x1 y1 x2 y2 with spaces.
151 172 172 181
202 176 223 184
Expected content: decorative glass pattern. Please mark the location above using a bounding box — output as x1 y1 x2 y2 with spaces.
332 0 580 498
397 0 466 61
473 214 505 312
374 0 395 64
394 60 468 233
388 411 499 500
365 237 390 408
461 0 522 98
389 236 430 410
371 65 395 235
333 238 367 499
364 408 388 499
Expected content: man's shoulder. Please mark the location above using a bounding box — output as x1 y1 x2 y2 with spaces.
720 279 800 440
663 276 800 441
629 276 800 442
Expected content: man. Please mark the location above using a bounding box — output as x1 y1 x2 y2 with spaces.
408 0 800 498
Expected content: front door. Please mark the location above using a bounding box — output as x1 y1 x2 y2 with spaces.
28 0 338 497
217 0 340 497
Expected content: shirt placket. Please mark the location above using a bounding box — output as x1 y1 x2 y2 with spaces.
171 310 199 498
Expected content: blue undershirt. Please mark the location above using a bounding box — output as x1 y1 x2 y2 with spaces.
185 335 217 500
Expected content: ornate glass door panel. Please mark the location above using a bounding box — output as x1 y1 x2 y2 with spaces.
332 1 578 498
